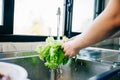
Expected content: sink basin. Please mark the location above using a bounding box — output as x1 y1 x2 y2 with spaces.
89 67 120 80
56 58 112 80
0 48 119 80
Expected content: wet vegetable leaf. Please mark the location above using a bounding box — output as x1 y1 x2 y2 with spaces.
37 36 69 69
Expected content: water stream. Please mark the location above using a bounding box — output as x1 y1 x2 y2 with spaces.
50 56 80 80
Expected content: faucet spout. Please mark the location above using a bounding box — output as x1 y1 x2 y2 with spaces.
56 7 61 40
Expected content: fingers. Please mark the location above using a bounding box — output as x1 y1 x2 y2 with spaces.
62 43 70 57
65 51 76 58
62 43 76 58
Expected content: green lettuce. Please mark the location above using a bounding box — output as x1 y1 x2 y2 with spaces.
37 36 69 69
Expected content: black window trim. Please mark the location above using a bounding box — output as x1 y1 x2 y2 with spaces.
0 0 14 34
65 0 105 38
0 0 105 42
0 0 67 42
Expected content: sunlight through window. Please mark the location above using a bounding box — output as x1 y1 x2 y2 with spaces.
14 0 64 36
72 0 95 32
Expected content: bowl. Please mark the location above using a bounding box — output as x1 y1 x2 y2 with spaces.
0 62 28 80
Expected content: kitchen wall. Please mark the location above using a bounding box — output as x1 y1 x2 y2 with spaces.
0 42 45 52
94 38 119 50
0 38 119 52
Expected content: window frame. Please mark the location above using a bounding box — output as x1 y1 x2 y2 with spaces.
64 0 105 38
0 0 105 42
0 0 65 42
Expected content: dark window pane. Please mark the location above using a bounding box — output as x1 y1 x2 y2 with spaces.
0 0 3 25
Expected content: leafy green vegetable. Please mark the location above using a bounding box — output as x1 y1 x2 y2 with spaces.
37 36 69 69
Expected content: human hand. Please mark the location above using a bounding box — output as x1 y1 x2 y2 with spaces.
62 38 80 58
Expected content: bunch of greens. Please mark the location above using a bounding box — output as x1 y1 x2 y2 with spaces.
37 37 70 69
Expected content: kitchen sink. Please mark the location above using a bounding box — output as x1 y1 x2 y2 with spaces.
0 47 120 80
0 56 113 80
89 67 120 80
56 58 112 80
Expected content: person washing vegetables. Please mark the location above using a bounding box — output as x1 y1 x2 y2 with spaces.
62 0 120 58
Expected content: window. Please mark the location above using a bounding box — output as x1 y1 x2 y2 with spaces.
72 0 95 32
14 0 64 36
0 0 3 25
64 0 105 37
0 0 104 42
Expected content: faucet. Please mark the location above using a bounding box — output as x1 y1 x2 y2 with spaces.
56 7 61 40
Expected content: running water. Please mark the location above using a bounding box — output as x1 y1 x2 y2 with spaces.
56 66 64 80
50 66 64 80
74 55 78 71
50 56 81 80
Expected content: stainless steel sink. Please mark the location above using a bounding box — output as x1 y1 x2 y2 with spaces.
0 47 120 80
56 58 112 80
89 67 120 80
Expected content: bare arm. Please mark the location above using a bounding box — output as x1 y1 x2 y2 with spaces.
62 0 120 57
75 0 120 48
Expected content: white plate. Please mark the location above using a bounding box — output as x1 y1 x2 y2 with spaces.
0 62 28 80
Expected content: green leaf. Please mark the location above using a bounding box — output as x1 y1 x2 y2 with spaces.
37 36 70 69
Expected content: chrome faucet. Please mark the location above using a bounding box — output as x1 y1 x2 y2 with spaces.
56 7 61 40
